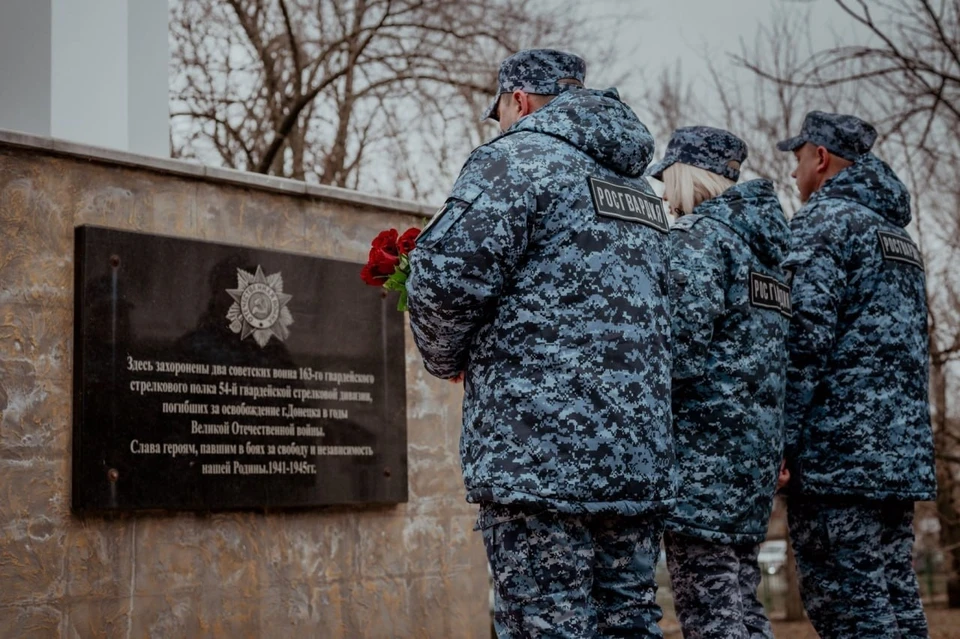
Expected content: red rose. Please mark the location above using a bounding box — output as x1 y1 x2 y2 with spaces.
397 227 420 255
359 263 383 286
371 229 399 256
368 245 400 276
360 227 413 297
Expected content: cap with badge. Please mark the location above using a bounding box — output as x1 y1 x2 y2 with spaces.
776 111 877 161
645 126 748 182
482 48 586 121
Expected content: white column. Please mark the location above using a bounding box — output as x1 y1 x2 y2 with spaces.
0 1 53 137
0 0 169 157
128 0 171 157
51 0 130 151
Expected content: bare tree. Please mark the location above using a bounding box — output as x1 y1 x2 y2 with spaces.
169 0 615 202
638 62 694 143
738 1 959 157
634 10 871 217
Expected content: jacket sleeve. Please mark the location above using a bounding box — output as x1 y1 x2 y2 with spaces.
406 147 532 379
783 204 846 457
669 218 726 382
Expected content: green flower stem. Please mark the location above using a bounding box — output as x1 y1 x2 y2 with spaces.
381 262 411 312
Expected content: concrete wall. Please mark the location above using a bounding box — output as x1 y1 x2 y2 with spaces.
0 131 489 638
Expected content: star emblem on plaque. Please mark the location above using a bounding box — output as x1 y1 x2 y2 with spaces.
226 265 293 347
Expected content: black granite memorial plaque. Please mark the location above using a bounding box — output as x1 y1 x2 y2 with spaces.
72 226 408 511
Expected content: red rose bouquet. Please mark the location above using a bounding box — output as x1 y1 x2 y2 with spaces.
361 227 420 311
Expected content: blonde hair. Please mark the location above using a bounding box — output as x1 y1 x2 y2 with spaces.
662 162 736 216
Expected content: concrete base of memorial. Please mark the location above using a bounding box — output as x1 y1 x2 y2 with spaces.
0 130 489 637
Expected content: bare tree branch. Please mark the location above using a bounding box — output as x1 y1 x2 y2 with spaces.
170 0 610 200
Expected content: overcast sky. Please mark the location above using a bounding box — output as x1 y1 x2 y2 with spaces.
572 0 861 103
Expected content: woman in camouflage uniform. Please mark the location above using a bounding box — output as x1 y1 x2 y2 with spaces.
647 127 791 639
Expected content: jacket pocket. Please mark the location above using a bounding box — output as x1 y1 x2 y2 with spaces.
416 183 484 250
477 505 590 604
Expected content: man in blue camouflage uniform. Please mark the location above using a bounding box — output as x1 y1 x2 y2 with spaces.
406 49 676 638
778 111 937 638
647 128 790 639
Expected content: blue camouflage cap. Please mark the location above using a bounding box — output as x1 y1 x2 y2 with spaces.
776 111 877 161
645 126 747 182
483 49 586 121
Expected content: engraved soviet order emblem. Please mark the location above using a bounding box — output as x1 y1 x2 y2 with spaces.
226 265 293 347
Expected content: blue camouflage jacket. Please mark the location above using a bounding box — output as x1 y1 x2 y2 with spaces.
407 87 676 516
783 153 936 501
668 179 791 544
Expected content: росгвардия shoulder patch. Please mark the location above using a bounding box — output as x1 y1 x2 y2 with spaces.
877 230 924 270
749 271 792 318
587 177 669 234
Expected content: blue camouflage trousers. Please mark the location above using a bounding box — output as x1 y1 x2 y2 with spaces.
788 498 928 639
663 531 774 639
477 502 665 639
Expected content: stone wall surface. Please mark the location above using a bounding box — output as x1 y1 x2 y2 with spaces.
0 134 489 638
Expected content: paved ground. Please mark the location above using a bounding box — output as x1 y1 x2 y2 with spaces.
660 607 960 638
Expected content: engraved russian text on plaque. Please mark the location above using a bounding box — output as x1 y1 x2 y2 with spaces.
72 226 407 511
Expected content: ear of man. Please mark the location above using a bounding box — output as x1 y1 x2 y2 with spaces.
500 79 583 123
814 144 854 192
815 146 831 173
512 90 534 117
818 145 853 174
